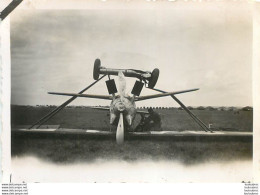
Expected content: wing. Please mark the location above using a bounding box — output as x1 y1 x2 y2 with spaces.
137 110 149 114
90 106 149 114
135 88 199 101
91 107 110 111
48 92 112 100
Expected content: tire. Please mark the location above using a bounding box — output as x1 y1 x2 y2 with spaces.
148 68 159 88
93 59 101 80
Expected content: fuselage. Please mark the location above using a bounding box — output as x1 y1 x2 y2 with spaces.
109 71 137 130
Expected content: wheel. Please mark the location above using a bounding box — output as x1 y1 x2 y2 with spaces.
148 68 159 88
93 58 101 80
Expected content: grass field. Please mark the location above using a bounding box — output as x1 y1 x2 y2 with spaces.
11 105 253 131
11 105 253 170
12 136 252 165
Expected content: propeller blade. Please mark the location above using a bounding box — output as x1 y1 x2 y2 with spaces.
118 71 126 98
116 113 124 144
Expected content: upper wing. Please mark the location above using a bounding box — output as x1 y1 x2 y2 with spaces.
48 92 112 100
135 88 199 101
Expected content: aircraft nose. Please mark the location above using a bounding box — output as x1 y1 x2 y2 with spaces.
117 104 125 112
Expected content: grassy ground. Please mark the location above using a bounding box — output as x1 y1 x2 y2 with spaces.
11 105 253 165
11 105 253 131
12 136 252 165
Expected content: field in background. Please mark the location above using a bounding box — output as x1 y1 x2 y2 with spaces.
11 105 253 131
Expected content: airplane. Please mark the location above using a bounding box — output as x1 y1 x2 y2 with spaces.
47 59 199 144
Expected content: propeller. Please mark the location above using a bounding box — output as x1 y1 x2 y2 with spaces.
118 71 126 97
116 113 124 144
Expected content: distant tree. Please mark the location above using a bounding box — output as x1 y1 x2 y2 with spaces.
187 106 194 110
197 106 205 110
241 106 253 111
218 107 225 111
228 107 236 111
206 106 215 111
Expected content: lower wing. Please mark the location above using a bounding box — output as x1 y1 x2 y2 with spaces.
91 106 149 114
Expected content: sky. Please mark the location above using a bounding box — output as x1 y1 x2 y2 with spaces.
10 2 253 107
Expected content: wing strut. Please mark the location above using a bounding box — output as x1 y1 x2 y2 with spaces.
29 74 106 129
150 88 213 133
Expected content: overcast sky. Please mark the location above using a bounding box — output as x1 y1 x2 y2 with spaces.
11 4 252 107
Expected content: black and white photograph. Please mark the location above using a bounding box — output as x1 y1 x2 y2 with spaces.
1 0 258 183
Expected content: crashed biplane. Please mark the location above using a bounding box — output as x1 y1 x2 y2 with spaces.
30 59 211 144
